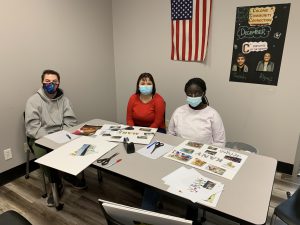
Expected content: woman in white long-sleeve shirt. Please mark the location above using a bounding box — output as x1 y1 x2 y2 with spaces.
168 77 226 223
168 77 226 147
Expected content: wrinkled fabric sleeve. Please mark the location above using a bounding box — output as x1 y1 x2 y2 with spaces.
150 96 165 128
126 95 135 126
25 98 47 139
167 110 177 136
211 111 226 147
62 98 77 128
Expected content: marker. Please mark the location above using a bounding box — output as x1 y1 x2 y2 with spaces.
106 159 122 168
80 144 90 156
147 141 157 149
66 134 72 140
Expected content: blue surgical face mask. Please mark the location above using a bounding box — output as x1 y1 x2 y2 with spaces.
139 85 153 95
43 82 59 94
186 96 202 108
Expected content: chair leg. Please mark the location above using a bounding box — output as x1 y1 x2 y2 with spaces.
41 172 48 198
81 171 85 180
201 209 206 223
25 149 30 179
97 169 103 183
270 213 277 225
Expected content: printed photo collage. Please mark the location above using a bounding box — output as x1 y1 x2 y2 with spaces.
164 140 248 180
97 124 157 145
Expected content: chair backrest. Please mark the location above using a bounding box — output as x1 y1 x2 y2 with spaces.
272 186 300 225
98 199 192 225
225 141 258 154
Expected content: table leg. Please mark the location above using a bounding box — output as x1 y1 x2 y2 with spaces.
50 183 64 211
97 169 103 183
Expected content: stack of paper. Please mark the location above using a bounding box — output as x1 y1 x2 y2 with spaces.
162 167 224 207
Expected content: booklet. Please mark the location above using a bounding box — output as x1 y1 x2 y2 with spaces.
72 124 103 136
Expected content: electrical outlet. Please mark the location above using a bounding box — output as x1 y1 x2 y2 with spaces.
4 148 12 160
24 142 29 152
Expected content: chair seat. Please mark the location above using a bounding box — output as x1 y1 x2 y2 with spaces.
274 189 300 225
0 210 32 225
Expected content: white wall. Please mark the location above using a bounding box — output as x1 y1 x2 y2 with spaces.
113 0 300 164
0 0 116 173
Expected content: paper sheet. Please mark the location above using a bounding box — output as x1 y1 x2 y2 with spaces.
44 130 79 143
137 141 174 159
35 136 118 175
162 166 224 208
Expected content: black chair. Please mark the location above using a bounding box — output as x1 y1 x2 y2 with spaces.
0 210 32 225
270 187 300 225
23 112 47 198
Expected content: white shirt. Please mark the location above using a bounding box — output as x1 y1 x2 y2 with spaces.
263 62 268 71
168 105 226 147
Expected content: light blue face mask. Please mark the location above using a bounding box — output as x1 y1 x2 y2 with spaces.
186 96 202 107
139 85 153 95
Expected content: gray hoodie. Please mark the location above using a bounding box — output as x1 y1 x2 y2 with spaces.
25 88 77 139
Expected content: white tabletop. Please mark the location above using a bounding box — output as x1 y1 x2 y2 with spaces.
35 135 118 176
35 119 277 225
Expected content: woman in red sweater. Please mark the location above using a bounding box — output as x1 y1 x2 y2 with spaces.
126 72 166 133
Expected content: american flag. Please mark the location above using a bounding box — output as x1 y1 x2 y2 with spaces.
171 0 212 62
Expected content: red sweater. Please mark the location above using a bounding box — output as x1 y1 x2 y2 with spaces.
126 93 165 129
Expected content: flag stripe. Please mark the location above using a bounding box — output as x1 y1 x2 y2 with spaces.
171 21 175 60
203 0 212 60
175 20 180 60
188 19 193 61
182 20 186 60
200 0 207 61
194 0 200 61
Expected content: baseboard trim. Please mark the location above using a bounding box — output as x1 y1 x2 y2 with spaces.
0 160 39 186
277 161 293 175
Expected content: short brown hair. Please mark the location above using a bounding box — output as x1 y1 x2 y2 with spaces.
41 69 60 82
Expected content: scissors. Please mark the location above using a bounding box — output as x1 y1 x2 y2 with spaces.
97 152 119 165
151 142 164 154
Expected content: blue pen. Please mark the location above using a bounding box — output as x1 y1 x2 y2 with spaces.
147 141 157 149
